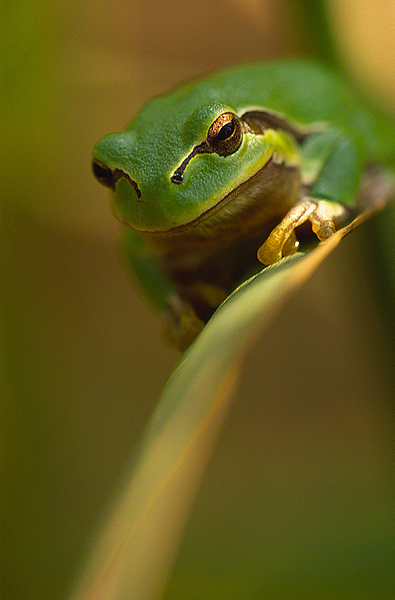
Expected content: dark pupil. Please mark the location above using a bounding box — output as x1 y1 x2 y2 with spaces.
217 120 234 141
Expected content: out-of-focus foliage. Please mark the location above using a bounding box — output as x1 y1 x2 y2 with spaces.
2 1 395 599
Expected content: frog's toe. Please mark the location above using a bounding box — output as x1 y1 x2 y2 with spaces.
257 239 284 265
164 294 205 351
315 220 336 240
282 230 300 256
308 199 348 240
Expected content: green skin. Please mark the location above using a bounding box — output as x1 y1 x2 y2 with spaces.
92 60 395 349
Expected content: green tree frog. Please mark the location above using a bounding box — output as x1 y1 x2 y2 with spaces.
92 60 395 350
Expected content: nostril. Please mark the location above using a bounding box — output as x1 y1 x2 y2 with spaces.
92 159 115 189
92 159 142 199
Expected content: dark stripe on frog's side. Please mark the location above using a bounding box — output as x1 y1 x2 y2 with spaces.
241 110 313 142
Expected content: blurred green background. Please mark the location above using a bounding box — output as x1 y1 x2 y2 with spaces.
2 1 395 598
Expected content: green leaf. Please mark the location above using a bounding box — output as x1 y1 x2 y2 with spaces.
70 175 393 600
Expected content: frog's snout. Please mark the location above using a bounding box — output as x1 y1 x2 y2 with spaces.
92 158 142 199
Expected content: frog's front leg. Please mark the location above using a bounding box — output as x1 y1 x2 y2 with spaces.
257 197 348 265
258 129 361 265
122 228 207 350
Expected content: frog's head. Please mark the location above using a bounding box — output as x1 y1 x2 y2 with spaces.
92 91 286 233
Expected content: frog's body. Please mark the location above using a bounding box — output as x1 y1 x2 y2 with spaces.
92 60 395 349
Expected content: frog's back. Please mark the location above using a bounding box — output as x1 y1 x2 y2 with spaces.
174 60 395 164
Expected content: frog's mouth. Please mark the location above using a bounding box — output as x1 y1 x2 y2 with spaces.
163 153 277 233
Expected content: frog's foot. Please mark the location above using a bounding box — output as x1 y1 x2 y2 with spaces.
163 293 205 351
257 199 348 265
257 199 317 264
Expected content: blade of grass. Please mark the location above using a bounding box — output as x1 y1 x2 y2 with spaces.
70 170 393 600
286 0 341 68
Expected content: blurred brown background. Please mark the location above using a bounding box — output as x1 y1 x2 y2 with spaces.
2 1 395 598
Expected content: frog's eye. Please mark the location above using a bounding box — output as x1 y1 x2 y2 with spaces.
171 112 243 184
92 158 115 189
207 112 243 156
